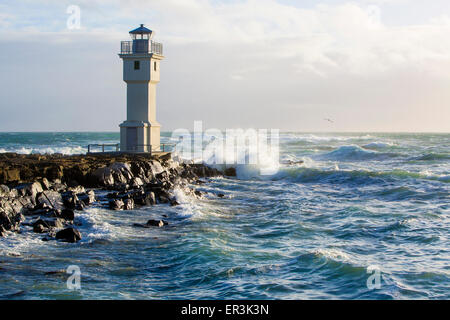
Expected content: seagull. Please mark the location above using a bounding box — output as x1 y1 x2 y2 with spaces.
324 118 334 123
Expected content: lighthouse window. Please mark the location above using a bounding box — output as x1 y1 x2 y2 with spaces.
154 62 157 71
134 61 140 70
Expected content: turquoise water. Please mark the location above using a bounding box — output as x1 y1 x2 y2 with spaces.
0 132 449 299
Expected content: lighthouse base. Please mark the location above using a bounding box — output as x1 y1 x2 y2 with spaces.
119 120 161 153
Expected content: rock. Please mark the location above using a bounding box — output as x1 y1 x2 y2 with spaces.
109 199 124 210
36 191 64 211
62 192 84 210
0 225 6 237
146 219 168 227
106 192 120 199
45 218 64 229
60 209 74 221
68 185 85 194
91 167 115 186
158 195 170 204
0 201 24 231
3 168 20 182
0 185 9 197
40 178 51 190
123 198 134 210
55 227 82 243
33 223 49 234
115 183 130 192
50 182 67 192
18 196 36 213
131 177 144 188
32 218 50 233
132 191 155 206
14 182 43 199
77 190 95 206
147 192 156 205
170 199 180 206
224 167 237 176
8 188 19 198
217 193 225 198
194 190 202 197
45 166 64 181
32 218 64 232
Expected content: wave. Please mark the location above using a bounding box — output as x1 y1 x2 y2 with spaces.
413 153 450 161
316 145 401 161
269 166 450 184
0 146 86 155
363 141 395 149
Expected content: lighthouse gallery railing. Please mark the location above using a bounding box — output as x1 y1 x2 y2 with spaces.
120 40 163 55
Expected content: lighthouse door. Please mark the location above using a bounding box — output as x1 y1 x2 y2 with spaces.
127 127 137 151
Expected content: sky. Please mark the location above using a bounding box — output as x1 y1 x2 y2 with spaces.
0 0 450 132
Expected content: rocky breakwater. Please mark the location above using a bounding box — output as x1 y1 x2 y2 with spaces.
0 153 222 243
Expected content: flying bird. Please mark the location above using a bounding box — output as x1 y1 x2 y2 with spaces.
324 118 334 123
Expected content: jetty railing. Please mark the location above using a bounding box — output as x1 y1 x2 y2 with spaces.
120 40 163 55
86 143 176 154
133 143 176 153
87 143 120 153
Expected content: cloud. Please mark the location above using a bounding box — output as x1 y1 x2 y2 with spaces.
0 0 449 132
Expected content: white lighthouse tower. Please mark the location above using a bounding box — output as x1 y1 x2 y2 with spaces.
119 24 164 152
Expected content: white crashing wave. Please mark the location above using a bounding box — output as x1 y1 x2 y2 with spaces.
317 145 381 161
0 146 86 155
363 141 394 149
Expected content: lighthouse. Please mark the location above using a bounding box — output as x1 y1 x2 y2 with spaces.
118 24 164 152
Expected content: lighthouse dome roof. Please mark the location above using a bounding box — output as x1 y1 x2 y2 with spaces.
129 24 153 35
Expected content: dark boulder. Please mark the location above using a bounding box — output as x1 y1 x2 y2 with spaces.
60 209 75 221
0 211 13 231
33 223 49 234
109 199 124 210
32 218 64 233
224 167 237 176
32 218 50 233
133 190 155 206
55 227 82 243
146 219 168 227
158 195 170 204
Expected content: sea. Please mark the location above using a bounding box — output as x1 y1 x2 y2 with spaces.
0 132 448 299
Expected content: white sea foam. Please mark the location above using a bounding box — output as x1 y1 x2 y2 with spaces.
313 248 353 263
75 207 120 242
171 186 201 217
363 141 395 149
0 146 86 155
0 228 49 256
